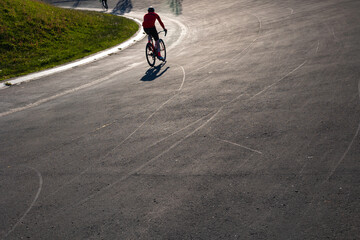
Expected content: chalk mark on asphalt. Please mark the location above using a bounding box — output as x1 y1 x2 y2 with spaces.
211 136 263 155
4 166 43 238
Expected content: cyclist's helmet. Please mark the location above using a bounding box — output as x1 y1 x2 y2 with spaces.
148 6 155 12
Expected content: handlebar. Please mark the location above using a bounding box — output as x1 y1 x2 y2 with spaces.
158 30 167 36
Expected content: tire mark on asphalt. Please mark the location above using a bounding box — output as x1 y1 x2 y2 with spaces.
68 60 307 209
40 12 189 200
104 64 185 146
43 64 186 200
74 109 222 208
231 11 262 60
315 40 320 54
291 30 359 231
209 135 263 155
326 79 360 180
42 110 217 223
189 11 262 74
0 12 187 119
0 63 141 118
4 166 43 239
40 10 308 223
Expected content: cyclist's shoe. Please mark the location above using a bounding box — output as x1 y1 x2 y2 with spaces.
157 55 164 61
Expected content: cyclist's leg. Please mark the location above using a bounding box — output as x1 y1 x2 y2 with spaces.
155 41 160 55
150 28 160 56
144 28 153 42
145 27 162 58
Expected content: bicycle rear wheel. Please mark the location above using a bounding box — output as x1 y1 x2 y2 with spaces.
159 39 166 61
145 43 156 67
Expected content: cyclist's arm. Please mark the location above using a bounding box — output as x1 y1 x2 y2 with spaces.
157 15 166 30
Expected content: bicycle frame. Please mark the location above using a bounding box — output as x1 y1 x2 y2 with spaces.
148 31 166 53
145 31 166 67
147 36 156 54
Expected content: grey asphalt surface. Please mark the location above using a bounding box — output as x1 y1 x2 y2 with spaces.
1 0 360 239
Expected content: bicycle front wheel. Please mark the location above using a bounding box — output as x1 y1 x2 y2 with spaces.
145 43 156 67
159 39 166 61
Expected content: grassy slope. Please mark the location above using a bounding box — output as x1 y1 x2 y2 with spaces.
0 0 139 81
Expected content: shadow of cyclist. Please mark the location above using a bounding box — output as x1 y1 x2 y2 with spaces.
140 63 169 82
112 0 133 15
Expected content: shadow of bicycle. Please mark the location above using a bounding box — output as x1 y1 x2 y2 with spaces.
140 63 169 82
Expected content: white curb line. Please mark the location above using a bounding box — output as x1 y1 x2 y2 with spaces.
0 15 145 90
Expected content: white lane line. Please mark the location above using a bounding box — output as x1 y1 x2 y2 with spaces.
5 167 43 238
166 17 189 52
326 80 360 180
0 63 141 118
214 137 263 155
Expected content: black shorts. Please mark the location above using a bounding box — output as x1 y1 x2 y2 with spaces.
144 27 159 41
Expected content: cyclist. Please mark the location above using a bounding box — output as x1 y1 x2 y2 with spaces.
142 7 167 61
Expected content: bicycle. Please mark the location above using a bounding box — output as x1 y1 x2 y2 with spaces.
100 0 108 11
145 31 167 67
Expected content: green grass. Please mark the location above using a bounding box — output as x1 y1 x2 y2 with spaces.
0 0 139 81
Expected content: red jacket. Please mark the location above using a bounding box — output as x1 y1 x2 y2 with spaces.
142 12 165 29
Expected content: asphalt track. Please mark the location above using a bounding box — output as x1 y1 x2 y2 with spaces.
1 0 360 239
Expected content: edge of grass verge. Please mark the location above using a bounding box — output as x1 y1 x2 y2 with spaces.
0 8 146 90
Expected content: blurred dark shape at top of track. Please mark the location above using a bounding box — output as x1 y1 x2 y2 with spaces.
112 0 133 15
168 0 182 15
